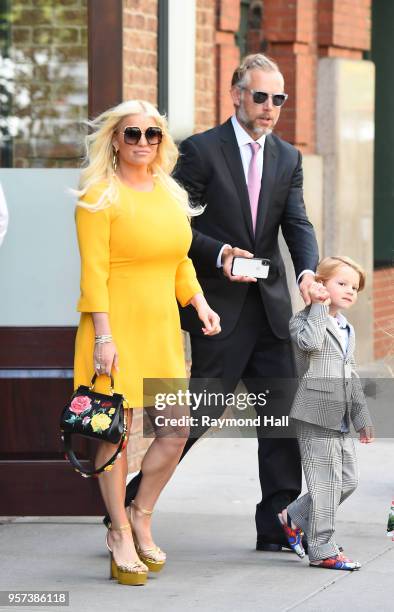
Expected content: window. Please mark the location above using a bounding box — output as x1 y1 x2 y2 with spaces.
236 0 252 58
157 0 196 141
0 0 88 168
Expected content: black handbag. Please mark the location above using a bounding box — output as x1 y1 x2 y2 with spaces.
60 374 127 478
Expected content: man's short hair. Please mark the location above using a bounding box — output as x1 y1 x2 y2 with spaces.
231 53 282 88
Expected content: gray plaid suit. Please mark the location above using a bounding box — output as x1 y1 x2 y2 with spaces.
287 303 372 561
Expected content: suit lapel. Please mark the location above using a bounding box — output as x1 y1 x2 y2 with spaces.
326 316 345 355
219 121 254 243
255 135 278 244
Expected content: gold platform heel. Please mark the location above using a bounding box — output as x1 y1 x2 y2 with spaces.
128 502 166 573
105 524 148 586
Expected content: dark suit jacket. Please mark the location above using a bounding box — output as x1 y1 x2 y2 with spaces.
174 118 319 340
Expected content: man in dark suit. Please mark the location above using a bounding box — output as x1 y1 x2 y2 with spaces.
105 53 319 551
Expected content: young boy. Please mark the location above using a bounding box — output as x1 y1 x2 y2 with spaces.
278 256 374 570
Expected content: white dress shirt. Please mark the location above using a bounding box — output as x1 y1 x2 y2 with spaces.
230 114 266 183
0 182 9 247
329 311 350 354
216 115 265 266
216 116 315 284
329 311 351 432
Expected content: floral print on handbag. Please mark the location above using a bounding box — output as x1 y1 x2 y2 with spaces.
60 374 128 478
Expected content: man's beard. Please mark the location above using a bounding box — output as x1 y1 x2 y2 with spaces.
237 104 274 136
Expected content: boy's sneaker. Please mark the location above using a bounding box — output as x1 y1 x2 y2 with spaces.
310 554 361 571
278 512 305 558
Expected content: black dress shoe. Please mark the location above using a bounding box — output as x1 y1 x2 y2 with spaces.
256 540 283 552
256 536 342 555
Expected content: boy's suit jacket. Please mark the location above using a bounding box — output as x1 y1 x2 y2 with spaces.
289 303 372 432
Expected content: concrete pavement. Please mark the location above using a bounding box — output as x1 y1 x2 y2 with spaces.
1 432 393 612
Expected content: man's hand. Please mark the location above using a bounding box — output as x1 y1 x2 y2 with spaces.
222 246 257 283
359 426 375 444
299 273 317 305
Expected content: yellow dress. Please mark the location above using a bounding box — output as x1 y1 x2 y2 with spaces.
73 179 202 407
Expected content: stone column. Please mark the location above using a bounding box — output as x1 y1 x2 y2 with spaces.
317 58 375 363
280 154 324 314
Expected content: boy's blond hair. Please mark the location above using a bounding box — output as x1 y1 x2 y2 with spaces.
315 256 366 292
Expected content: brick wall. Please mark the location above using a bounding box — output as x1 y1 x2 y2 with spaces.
216 0 240 124
6 0 88 168
123 0 158 103
373 268 394 360
260 0 371 153
318 0 371 57
195 0 216 133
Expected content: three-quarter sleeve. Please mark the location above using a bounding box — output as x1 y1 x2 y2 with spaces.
75 196 111 313
175 256 202 307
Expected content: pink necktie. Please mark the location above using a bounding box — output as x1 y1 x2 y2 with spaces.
247 142 261 233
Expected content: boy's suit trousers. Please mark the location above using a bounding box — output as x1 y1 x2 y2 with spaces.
287 421 358 561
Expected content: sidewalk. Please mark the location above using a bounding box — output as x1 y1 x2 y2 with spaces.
1 431 393 612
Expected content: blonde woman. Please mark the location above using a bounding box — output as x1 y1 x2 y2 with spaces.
73 100 221 586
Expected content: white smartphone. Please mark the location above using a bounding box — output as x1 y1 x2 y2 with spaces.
231 257 270 279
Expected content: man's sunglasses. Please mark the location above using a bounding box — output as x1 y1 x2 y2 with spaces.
121 126 163 145
241 87 288 107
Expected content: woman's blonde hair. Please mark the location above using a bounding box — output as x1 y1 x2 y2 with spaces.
316 256 366 292
74 99 202 216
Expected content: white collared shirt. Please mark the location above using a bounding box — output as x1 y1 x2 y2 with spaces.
216 116 315 284
329 311 351 433
216 116 266 267
230 114 266 184
329 311 350 354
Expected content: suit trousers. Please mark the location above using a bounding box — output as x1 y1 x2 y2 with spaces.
287 420 358 561
186 283 301 540
121 284 301 540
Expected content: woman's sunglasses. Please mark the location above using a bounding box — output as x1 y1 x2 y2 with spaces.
241 87 288 107
121 126 163 145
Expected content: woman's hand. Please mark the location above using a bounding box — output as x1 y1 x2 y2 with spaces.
92 314 119 377
189 293 221 336
93 340 119 377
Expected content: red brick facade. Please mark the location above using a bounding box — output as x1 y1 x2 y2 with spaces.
318 0 371 56
123 0 158 103
259 0 371 152
121 0 371 151
195 0 216 133
215 0 241 124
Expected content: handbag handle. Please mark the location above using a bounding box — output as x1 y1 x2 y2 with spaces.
89 373 115 394
61 412 127 478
